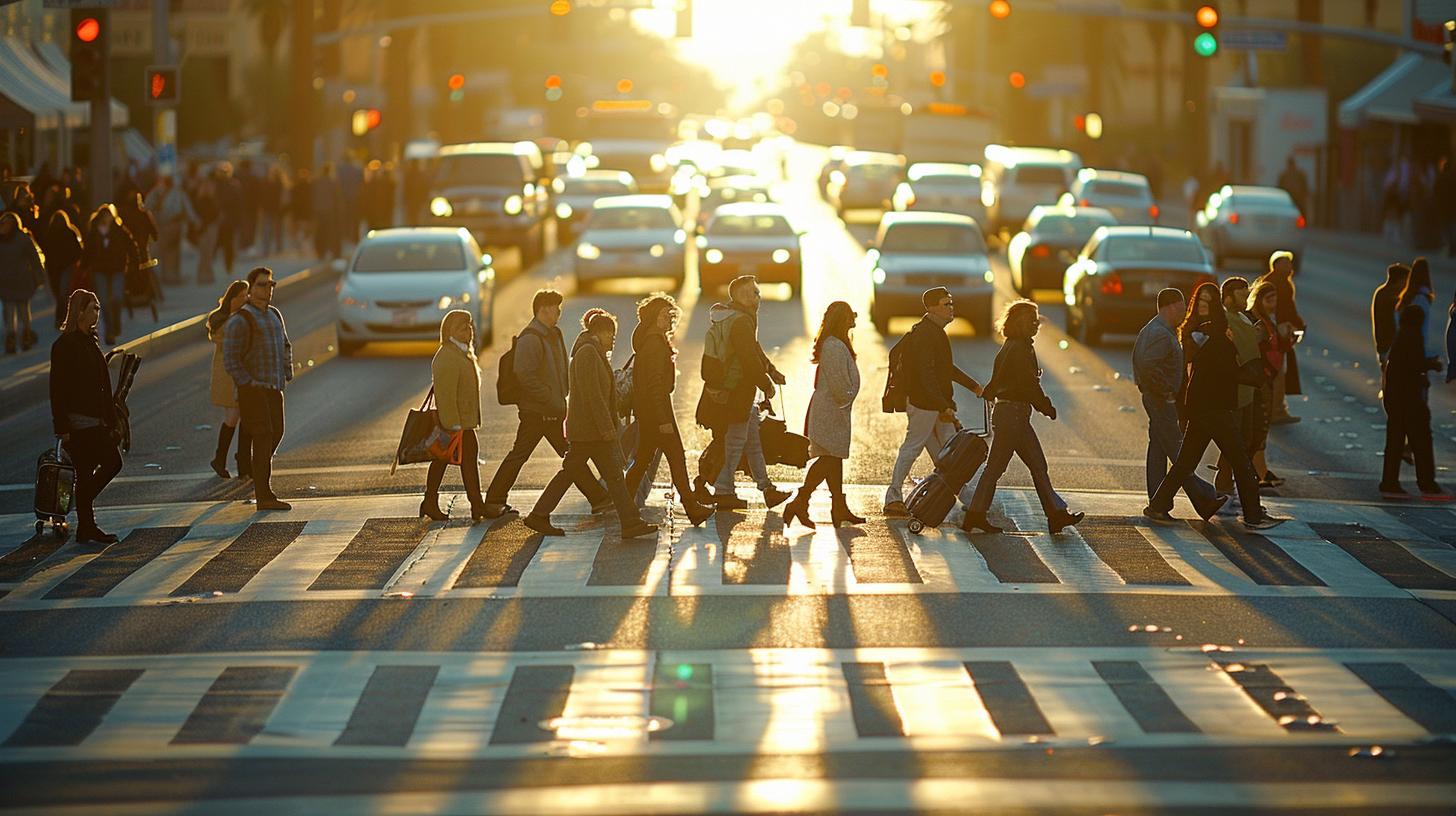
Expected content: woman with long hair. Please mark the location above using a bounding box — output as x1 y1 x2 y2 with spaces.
963 300 1084 534
624 294 712 525
41 209 83 328
421 309 488 521
80 204 136 345
206 280 252 479
0 211 45 353
50 289 123 545
1245 280 1288 487
784 300 863 527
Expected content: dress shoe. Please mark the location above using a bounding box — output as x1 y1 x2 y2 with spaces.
621 521 660 539
1142 506 1175 523
256 498 293 511
1243 513 1287 530
76 526 118 545
523 514 565 536
1196 494 1230 521
1379 482 1409 500
684 502 713 527
418 500 448 521
209 457 230 479
782 496 815 528
882 501 910 517
21 328 36 351
831 497 866 526
1419 483 1454 501
1047 510 1085 534
713 494 748 510
480 502 516 519
960 511 1002 534
762 487 792 510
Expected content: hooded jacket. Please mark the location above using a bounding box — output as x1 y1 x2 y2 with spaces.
566 329 619 443
696 301 778 428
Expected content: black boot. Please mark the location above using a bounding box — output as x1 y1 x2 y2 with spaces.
210 424 235 478
235 427 253 480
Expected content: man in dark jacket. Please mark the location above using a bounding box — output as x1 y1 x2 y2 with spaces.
524 309 658 539
482 289 611 518
702 275 790 510
222 267 293 512
1373 263 1411 369
884 286 983 516
1256 251 1305 423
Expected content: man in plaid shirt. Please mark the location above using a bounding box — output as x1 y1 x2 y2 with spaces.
223 266 294 511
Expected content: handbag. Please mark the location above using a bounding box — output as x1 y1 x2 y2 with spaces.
391 388 461 473
761 394 809 468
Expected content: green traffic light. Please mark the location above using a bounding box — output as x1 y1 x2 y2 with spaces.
1194 31 1218 57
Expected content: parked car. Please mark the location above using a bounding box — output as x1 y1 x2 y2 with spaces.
981 145 1083 234
892 162 987 225
1062 226 1216 346
867 211 994 336
1058 168 1160 225
336 227 495 355
697 203 803 292
573 195 687 291
1195 185 1307 268
552 170 637 242
427 141 550 264
1006 205 1117 296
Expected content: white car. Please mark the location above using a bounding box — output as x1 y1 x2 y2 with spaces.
1058 168 1160 225
981 145 1083 233
552 170 637 241
893 162 986 224
867 211 994 336
574 195 688 291
336 228 495 355
697 203 804 292
1195 185 1307 268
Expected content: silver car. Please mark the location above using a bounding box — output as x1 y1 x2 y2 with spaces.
697 203 804 292
552 170 637 241
336 228 495 355
573 195 687 291
1195 185 1307 268
1058 168 1160 225
829 151 905 214
867 211 994 336
893 162 987 225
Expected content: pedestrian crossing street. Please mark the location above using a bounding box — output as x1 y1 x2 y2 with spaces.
2 645 1453 761
2 487 1455 610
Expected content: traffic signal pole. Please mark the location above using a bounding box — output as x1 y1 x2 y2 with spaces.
152 0 176 177
90 8 112 207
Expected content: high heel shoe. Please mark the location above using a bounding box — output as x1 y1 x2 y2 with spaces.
782 495 815 528
830 496 865 526
960 511 1003 534
1047 510 1085 534
418 499 448 521
684 501 713 527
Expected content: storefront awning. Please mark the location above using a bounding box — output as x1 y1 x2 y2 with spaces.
1415 80 1456 123
1338 53 1450 129
0 37 129 131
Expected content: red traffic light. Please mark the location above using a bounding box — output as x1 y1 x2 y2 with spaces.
74 16 101 43
150 71 166 99
1008 71 1026 89
929 70 946 88
988 0 1011 20
447 73 465 90
545 74 562 89
1196 5 1218 28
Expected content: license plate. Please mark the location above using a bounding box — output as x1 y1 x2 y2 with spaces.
392 309 416 326
1142 281 1163 297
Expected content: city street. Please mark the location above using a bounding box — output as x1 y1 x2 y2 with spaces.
2 144 1455 813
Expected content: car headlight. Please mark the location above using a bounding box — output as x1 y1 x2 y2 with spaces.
872 267 887 285
577 242 601 260
772 248 791 264
437 295 454 310
650 244 666 258
650 153 668 173
704 248 724 264
673 229 686 245
983 270 994 283
430 196 452 217
503 195 524 215
556 202 573 219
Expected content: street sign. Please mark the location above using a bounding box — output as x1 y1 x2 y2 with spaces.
1223 28 1288 51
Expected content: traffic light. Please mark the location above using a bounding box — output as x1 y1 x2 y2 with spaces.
145 65 179 106
988 0 1011 20
1194 5 1219 57
676 0 692 37
447 72 465 103
70 9 106 102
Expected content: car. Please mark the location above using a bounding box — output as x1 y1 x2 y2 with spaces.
696 175 773 227
709 148 759 179
1058 168 1160 225
1195 185 1307 268
336 228 495 355
697 203 803 292
892 162 986 224
1062 226 1217 346
981 145 1083 234
818 145 852 200
828 150 905 215
573 195 688 291
1006 205 1118 296
867 211 994 336
426 142 550 264
580 138 674 192
551 170 637 242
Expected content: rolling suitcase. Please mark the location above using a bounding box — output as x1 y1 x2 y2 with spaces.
34 440 75 538
906 400 992 534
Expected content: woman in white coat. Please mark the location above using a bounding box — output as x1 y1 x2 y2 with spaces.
784 301 863 527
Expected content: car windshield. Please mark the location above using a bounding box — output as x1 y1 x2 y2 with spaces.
1031 214 1113 241
1086 180 1148 198
589 207 676 230
881 224 987 254
1014 165 1068 185
709 214 794 236
1104 236 1206 264
1229 192 1297 212
353 240 466 273
435 154 524 187
849 163 901 180
915 175 978 192
564 179 632 195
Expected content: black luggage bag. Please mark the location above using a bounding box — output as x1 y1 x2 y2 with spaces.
34 440 76 538
906 400 991 534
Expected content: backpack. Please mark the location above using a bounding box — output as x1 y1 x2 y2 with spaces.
882 330 913 413
497 324 544 406
701 311 745 391
613 353 635 418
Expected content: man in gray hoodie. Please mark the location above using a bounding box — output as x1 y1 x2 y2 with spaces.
524 309 658 539
483 289 611 517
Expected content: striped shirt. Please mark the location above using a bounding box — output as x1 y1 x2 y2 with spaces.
223 303 292 391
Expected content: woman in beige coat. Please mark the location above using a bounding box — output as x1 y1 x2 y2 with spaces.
422 309 487 521
206 280 250 479
784 301 863 527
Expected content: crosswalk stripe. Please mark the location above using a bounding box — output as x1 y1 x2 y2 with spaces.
1211 659 1340 733
488 665 573 745
0 536 68 583
2 669 145 747
1309 522 1456 591
454 517 547 588
1344 662 1456 734
722 512 791 585
170 665 298 745
334 665 440 747
1379 506 1456 547
1093 661 1201 734
173 521 306 596
308 518 431 591
967 531 1059 583
1187 521 1326 586
883 659 999 740
43 527 189 599
963 661 1054 736
588 525 658 586
649 660 713 741
841 662 905 737
1076 517 1191 585
834 525 922 584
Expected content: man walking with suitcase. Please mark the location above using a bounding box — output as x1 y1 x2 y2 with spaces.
884 287 983 518
223 267 292 512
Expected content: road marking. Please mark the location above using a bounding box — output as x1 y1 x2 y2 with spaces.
2 669 145 747
170 665 298 745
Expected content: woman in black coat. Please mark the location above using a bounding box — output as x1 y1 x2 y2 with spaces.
1381 302 1445 497
41 210 83 329
80 205 137 345
624 294 711 526
50 289 123 545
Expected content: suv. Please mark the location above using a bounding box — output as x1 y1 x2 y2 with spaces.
981 145 1082 234
867 212 994 336
426 142 550 265
1058 168 1159 225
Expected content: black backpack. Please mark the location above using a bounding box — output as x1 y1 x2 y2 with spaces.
882 330 914 413
497 325 544 406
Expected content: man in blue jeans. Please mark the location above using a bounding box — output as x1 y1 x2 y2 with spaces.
1133 288 1227 519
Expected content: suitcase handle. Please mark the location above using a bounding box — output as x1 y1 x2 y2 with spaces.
951 399 992 437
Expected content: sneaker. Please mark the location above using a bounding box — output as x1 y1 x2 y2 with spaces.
712 494 748 510
882 501 910 517
1418 483 1455 501
762 487 792 510
1197 494 1230 521
76 526 118 545
523 514 565 536
1242 513 1287 530
1142 506 1175 523
256 498 293 512
1263 470 1286 486
1378 483 1410 500
621 522 660 539
1217 495 1242 517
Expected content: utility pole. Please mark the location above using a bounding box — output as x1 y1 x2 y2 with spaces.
152 0 176 177
89 8 113 207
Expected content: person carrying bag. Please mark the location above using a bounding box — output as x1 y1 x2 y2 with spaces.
405 310 486 522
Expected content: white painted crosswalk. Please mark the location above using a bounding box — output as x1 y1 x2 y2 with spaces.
2 488 1454 610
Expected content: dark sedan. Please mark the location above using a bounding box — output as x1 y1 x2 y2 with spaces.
1062 226 1216 346
1006 205 1116 297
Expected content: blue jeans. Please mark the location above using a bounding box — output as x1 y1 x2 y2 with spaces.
967 400 1068 517
713 405 773 496
1143 393 1220 513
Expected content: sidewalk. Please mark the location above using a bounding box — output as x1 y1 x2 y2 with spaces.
1307 227 1456 278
